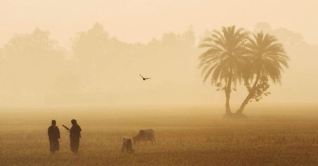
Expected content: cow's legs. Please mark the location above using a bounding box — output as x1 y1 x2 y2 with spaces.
152 137 156 144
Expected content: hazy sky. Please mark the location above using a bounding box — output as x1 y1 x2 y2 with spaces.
1 0 318 46
0 0 317 107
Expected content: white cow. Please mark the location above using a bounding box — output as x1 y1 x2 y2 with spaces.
121 138 134 153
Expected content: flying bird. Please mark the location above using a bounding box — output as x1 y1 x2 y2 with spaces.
140 74 150 81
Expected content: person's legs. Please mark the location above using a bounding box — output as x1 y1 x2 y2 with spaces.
50 140 55 154
70 138 75 153
70 138 80 153
74 138 80 153
55 140 59 152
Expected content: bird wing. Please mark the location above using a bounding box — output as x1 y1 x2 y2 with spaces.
139 74 144 79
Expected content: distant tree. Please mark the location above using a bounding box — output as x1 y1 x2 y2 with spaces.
271 28 303 46
199 26 249 116
72 22 110 92
72 22 138 96
1 28 65 106
254 22 272 34
72 22 109 66
182 25 196 46
235 32 289 115
162 32 182 47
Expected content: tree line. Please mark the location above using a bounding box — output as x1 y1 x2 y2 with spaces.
0 23 294 116
0 23 197 107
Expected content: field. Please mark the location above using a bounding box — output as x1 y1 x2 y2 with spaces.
1 104 318 166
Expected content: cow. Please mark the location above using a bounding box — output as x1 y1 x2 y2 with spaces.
121 138 134 153
133 129 155 145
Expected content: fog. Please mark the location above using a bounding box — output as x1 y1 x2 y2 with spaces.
0 0 317 108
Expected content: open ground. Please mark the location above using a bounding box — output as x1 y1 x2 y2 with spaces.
1 104 318 166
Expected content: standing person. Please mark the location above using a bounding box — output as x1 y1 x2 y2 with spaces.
70 119 81 153
48 120 60 154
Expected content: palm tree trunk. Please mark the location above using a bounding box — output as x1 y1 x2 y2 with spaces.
236 94 252 114
236 74 260 114
225 76 232 115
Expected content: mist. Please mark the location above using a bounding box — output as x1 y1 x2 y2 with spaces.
2 1 318 166
0 0 317 109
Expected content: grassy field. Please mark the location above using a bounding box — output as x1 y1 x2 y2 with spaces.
1 105 318 166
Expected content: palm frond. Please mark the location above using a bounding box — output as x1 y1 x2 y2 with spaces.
247 32 289 84
198 25 249 87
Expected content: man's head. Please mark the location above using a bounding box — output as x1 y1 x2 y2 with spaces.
71 119 77 125
51 120 56 126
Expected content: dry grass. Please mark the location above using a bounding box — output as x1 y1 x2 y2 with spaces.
1 105 318 166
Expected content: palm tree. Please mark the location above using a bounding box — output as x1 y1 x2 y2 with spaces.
235 32 289 114
199 26 249 116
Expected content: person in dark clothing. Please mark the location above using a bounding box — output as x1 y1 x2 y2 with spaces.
48 120 60 154
70 119 81 153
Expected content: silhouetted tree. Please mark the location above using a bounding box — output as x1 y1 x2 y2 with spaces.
162 26 195 48
199 26 249 116
182 25 196 46
254 22 272 34
1 28 65 106
72 22 113 92
235 32 289 115
72 23 139 105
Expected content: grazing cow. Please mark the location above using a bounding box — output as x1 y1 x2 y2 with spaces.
133 129 155 144
121 138 134 153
